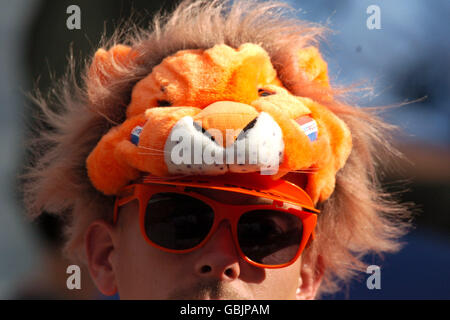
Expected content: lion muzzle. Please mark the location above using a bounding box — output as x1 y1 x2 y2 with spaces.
164 103 284 176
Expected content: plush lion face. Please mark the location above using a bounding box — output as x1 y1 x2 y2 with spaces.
86 43 352 204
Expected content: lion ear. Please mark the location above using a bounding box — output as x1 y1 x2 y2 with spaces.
88 44 138 83
295 46 330 88
87 45 138 103
280 46 332 102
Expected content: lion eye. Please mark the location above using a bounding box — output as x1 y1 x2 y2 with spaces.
258 89 275 97
157 100 172 107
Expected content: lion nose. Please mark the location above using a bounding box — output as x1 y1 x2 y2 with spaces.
193 101 259 148
164 107 285 176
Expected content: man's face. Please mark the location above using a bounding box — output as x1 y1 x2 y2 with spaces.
86 188 321 299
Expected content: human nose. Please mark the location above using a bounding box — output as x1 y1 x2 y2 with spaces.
194 220 241 281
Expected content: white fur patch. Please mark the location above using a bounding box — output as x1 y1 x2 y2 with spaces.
164 112 284 175
227 112 284 175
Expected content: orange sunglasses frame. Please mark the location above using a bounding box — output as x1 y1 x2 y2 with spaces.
114 183 318 269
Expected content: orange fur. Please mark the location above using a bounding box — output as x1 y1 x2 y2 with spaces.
87 43 352 203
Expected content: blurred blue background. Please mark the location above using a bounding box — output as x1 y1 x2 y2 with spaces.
0 0 448 299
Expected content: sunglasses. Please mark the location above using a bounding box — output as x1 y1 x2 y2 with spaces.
113 183 317 269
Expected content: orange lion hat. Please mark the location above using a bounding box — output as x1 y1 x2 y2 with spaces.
86 43 352 204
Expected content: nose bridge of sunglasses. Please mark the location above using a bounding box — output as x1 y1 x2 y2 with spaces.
174 185 187 192
273 200 284 207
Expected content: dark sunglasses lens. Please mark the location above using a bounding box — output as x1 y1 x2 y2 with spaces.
237 210 303 265
144 193 214 250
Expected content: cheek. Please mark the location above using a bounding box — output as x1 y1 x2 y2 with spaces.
113 214 184 299
248 259 301 299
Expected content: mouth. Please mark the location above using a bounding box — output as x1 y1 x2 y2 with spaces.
174 291 229 300
200 295 243 300
167 281 250 300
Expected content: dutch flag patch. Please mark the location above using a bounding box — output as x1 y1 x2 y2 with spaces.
130 125 144 145
295 116 318 142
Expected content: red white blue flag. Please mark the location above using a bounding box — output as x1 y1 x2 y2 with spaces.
295 116 318 142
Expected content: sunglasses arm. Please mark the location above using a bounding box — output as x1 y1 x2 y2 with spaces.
114 185 139 223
